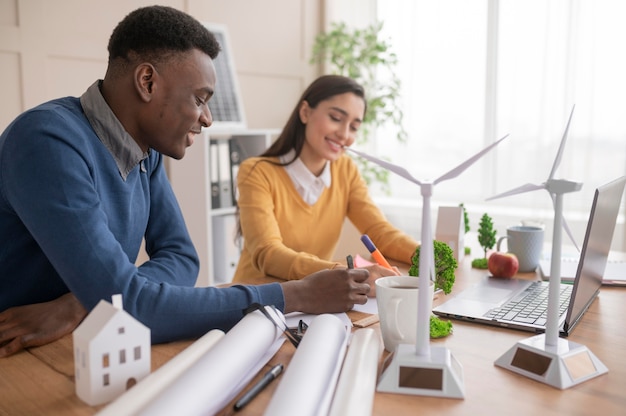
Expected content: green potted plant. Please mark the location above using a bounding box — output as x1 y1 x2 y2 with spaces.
310 21 407 191
408 240 457 338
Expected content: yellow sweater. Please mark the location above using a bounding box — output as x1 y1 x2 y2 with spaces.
232 155 419 284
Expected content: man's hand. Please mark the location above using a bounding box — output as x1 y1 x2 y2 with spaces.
281 268 370 314
0 293 87 358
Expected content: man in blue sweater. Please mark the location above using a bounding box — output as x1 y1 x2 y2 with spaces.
0 6 370 357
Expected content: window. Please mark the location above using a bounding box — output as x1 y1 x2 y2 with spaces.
102 353 109 368
134 346 141 361
374 0 626 250
119 349 126 364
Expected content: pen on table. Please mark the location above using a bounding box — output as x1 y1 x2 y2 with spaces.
234 364 283 411
346 254 354 269
360 234 393 270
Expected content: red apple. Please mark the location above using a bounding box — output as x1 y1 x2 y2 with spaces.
488 252 519 278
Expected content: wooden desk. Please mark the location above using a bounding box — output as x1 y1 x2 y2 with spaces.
1 257 625 415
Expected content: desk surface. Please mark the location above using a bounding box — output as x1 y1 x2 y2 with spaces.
1 257 625 415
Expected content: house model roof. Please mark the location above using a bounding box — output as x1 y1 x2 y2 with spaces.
73 295 149 342
74 301 119 341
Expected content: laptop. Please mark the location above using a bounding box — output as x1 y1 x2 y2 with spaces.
433 176 626 336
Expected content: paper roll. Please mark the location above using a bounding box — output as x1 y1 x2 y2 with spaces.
328 328 382 416
121 306 285 416
264 314 350 416
97 329 225 416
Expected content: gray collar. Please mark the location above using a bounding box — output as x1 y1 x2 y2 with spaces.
80 80 148 180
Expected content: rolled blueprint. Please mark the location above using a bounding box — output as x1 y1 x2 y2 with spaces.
127 306 285 416
97 329 225 416
328 328 382 416
264 314 350 416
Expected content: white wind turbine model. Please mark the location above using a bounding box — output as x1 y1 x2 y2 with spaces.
488 106 607 389
347 133 510 399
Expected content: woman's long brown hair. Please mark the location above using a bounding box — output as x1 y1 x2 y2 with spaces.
234 75 367 242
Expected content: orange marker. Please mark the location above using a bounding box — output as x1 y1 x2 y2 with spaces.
360 234 392 270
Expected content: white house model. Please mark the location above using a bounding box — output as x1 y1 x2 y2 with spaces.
435 206 465 262
73 294 151 406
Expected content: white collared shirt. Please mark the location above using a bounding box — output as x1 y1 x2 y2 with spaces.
280 150 331 205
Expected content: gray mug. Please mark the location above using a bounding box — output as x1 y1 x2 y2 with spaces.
497 225 544 273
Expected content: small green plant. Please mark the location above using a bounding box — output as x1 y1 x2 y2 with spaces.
460 203 470 234
430 315 453 338
409 241 457 294
472 213 497 269
460 203 471 255
471 257 488 269
408 241 457 338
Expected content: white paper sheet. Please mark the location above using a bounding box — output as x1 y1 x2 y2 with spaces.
264 314 350 416
120 307 286 416
351 296 378 314
97 329 225 416
328 328 382 416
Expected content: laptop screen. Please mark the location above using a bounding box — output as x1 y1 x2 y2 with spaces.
564 176 626 331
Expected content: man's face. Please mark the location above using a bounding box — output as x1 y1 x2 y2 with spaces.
141 49 216 159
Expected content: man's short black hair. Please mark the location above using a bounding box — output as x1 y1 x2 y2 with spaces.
108 5 220 65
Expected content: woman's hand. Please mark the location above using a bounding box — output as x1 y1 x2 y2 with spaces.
361 264 401 297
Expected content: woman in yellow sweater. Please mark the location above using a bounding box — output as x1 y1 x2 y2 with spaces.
232 75 419 291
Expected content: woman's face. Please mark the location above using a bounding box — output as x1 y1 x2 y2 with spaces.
298 92 365 174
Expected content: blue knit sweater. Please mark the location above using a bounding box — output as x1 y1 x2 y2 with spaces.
0 82 283 343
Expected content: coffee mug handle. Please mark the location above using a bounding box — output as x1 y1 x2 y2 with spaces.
497 236 508 252
390 298 404 342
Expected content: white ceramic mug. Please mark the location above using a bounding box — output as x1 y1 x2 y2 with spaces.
375 276 434 353
497 225 544 272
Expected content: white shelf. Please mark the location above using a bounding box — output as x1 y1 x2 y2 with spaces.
210 207 237 217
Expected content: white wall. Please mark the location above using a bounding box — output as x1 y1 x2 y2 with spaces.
8 0 616 276
0 0 323 133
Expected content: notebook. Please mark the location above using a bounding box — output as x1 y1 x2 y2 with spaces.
539 256 626 286
433 176 626 336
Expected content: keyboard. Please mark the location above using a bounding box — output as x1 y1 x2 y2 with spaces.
484 282 572 326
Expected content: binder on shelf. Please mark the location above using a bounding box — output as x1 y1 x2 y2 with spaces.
228 135 268 205
217 140 233 209
209 139 220 209
212 213 241 284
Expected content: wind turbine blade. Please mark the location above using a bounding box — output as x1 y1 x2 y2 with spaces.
549 193 580 251
434 134 510 185
548 105 575 180
345 147 422 186
562 218 580 252
486 183 546 201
